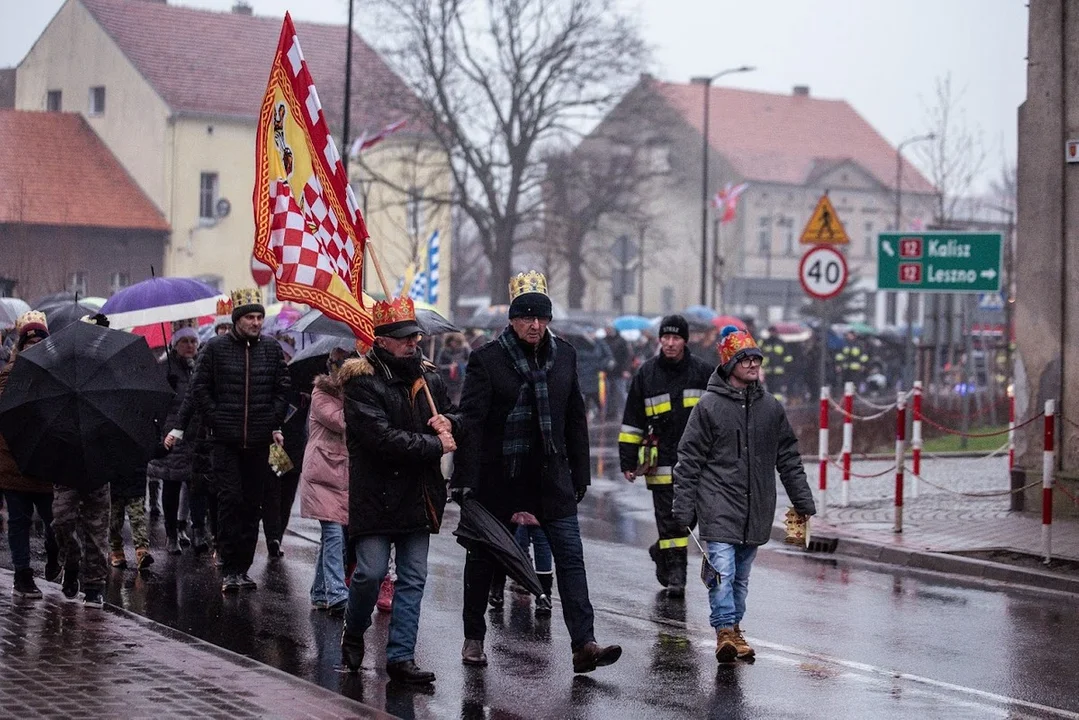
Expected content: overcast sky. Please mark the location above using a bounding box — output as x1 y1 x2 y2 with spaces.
4 0 1027 190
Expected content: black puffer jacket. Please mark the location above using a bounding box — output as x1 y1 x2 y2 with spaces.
148 350 198 484
343 349 458 539
190 330 290 448
451 331 590 522
618 349 713 478
672 371 816 546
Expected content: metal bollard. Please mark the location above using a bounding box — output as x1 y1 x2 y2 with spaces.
841 382 853 508
894 391 906 534
818 386 830 514
1043 399 1055 564
911 381 922 499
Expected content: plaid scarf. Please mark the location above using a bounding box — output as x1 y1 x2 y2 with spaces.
497 327 558 479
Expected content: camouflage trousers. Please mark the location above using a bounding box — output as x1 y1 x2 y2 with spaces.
109 496 149 552
52 484 111 591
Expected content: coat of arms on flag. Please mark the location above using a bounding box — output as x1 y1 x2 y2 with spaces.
252 13 374 343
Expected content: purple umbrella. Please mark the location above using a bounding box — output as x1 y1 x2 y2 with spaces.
101 277 224 328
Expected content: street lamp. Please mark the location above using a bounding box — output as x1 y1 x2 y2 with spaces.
895 132 935 389
692 65 755 306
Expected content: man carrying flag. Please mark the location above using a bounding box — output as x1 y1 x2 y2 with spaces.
252 13 374 345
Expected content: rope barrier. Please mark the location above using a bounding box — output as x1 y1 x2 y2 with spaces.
1060 413 1079 432
903 466 1041 498
828 397 895 422
853 388 913 410
920 440 1010 462
918 411 1044 438
1055 482 1079 509
828 458 897 478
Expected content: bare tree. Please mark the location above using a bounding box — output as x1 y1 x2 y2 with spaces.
367 0 649 294
915 73 986 224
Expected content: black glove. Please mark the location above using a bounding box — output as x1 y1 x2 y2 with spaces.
451 486 474 505
574 487 587 503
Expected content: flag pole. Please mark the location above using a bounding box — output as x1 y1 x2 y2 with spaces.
367 242 440 415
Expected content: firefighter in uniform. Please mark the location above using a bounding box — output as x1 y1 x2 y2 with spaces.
760 337 794 400
834 332 870 388
618 315 712 597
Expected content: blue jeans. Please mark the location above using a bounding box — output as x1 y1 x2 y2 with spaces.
4 490 56 571
311 521 348 607
515 525 552 573
706 542 758 629
344 532 429 663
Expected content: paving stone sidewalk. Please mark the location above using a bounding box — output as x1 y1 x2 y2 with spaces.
0 571 390 720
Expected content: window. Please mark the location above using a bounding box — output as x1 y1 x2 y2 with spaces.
109 272 130 295
89 86 106 115
199 172 219 220
406 186 423 238
864 221 874 258
757 216 771 256
67 271 88 297
777 216 795 256
46 90 62 112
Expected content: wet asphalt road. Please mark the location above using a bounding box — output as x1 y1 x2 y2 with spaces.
8 472 1079 720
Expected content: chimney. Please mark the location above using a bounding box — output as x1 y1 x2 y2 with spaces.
232 1 253 15
792 85 810 97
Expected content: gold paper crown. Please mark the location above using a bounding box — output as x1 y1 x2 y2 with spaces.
230 287 262 308
372 295 417 328
508 271 548 301
215 298 233 316
171 318 198 332
15 310 48 335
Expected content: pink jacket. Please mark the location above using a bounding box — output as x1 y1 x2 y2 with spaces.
299 381 349 525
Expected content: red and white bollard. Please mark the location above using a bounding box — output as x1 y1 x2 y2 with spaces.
1043 399 1055 563
894 391 907 534
911 381 923 499
819 385 830 514
841 382 853 507
1008 385 1016 476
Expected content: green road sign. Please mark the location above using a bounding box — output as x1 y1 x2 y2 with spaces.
877 232 1002 293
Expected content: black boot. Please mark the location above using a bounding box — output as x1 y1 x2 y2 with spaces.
649 542 668 588
44 544 61 584
148 480 162 520
488 573 505 609
341 631 364 673
535 572 554 617
13 568 42 598
665 547 688 598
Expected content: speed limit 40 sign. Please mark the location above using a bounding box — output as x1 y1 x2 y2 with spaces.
799 245 848 300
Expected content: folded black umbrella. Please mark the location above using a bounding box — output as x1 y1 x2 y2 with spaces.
289 308 459 338
453 497 545 600
0 322 173 491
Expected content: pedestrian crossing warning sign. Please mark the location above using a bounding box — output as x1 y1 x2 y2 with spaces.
799 194 850 245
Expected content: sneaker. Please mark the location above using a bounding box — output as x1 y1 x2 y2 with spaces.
61 564 80 601
135 547 155 570
376 577 394 612
715 627 738 664
535 594 553 617
82 588 104 608
109 551 128 568
732 624 755 660
13 568 43 599
237 573 257 590
165 537 182 555
221 574 241 593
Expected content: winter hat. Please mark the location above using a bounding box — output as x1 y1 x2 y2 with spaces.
718 324 763 375
508 270 553 320
658 314 689 342
171 318 199 347
15 311 48 349
230 287 264 323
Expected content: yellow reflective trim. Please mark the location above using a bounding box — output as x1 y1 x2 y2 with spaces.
658 536 689 549
648 401 672 416
618 433 644 444
645 467 673 486
683 396 700 408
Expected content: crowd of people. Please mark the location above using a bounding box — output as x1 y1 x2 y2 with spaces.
1 270 816 687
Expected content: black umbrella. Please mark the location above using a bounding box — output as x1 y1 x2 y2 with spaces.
453 497 545 600
32 291 79 309
0 322 173 491
39 301 99 333
287 335 357 394
463 305 511 331
288 308 460 337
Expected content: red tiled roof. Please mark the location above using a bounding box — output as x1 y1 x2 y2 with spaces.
79 0 420 136
0 109 169 230
654 80 935 194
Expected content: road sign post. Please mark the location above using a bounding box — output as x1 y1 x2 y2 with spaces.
877 232 1002 293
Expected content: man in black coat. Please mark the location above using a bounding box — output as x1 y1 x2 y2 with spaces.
451 271 622 674
618 314 713 597
338 298 458 685
189 288 289 593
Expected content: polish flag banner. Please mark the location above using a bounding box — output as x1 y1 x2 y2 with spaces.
252 13 373 343
348 118 409 158
711 182 749 224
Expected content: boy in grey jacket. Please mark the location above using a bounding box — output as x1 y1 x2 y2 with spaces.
672 325 815 664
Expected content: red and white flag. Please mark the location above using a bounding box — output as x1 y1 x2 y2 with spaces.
711 182 749 224
348 118 408 158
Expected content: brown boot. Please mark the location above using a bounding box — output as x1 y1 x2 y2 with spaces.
461 639 488 666
109 551 127 569
732 624 755 659
715 627 738 664
572 641 622 673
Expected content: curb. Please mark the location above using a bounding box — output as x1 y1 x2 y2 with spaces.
767 523 1079 595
